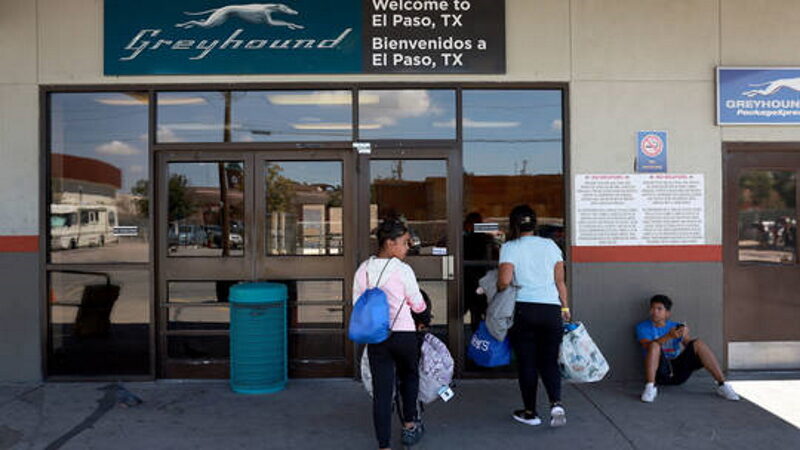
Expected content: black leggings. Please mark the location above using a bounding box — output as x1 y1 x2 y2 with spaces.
368 332 420 448
510 302 563 414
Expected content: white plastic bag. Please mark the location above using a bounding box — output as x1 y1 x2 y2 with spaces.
558 322 609 383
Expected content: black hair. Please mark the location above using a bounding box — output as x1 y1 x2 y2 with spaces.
650 294 673 311
507 204 537 241
376 217 408 249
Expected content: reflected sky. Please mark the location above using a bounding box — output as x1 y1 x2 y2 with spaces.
267 161 343 187
51 89 564 191
463 90 563 176
51 93 149 193
371 160 447 182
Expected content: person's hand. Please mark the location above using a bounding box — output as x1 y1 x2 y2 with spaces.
561 309 571 322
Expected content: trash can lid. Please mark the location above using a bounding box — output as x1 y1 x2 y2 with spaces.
229 282 288 304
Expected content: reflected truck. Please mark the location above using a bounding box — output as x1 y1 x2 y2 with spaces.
50 204 119 250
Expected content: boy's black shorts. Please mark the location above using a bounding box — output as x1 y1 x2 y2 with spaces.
656 339 704 385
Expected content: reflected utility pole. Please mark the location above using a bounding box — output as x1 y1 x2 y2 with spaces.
219 92 231 257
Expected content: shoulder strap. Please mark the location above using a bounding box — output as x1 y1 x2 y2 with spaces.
374 257 393 287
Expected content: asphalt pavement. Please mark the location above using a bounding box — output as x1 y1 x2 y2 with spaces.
1 374 798 450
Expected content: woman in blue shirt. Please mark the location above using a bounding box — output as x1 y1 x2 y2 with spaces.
497 205 570 428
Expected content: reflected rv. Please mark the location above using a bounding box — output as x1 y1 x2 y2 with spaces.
50 204 119 250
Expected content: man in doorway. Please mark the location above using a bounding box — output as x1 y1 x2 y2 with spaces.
636 294 740 403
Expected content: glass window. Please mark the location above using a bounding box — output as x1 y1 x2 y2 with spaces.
156 92 226 142
167 335 229 359
232 90 352 142
49 92 150 264
463 89 565 248
370 160 447 254
168 162 245 257
166 281 243 331
738 170 797 265
418 280 448 343
265 161 343 255
48 270 150 376
359 90 456 140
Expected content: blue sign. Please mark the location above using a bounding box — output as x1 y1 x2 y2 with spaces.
636 131 667 173
105 0 362 75
718 67 800 124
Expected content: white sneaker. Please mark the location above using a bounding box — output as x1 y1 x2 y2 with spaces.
549 405 566 427
716 382 740 401
641 383 657 403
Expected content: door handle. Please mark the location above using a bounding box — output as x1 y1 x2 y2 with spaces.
442 255 454 280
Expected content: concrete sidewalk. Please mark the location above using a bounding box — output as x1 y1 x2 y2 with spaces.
1 375 798 450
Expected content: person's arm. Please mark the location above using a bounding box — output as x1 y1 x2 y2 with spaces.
639 327 680 349
401 265 427 313
497 263 514 291
554 261 570 321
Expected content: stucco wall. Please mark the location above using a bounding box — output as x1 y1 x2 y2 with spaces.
3 0 800 381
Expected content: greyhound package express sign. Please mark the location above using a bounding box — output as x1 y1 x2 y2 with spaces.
718 67 800 124
104 0 505 75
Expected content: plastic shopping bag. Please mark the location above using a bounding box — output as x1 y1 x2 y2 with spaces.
558 322 609 383
467 321 512 367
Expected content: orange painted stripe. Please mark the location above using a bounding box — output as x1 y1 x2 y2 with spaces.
0 236 39 253
571 245 722 263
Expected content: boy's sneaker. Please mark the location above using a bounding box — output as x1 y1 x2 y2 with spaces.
641 383 657 403
401 421 425 446
512 409 542 426
549 405 566 427
715 382 740 401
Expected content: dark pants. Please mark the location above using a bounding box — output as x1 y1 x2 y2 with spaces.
368 332 420 448
656 339 704 385
510 302 563 414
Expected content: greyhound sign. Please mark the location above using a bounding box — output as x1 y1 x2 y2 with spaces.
718 67 800 125
105 0 362 74
104 0 506 75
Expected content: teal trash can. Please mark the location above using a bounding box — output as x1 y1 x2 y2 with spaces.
229 282 288 394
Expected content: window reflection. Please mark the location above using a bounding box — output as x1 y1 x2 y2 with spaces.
370 160 448 255
167 281 242 331
49 92 150 264
738 170 797 265
463 90 565 248
265 161 343 255
168 162 245 257
359 90 456 140
232 91 352 142
49 270 150 376
156 92 225 142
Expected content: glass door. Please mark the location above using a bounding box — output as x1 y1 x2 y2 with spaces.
255 150 357 377
156 151 254 378
361 147 462 363
157 149 357 378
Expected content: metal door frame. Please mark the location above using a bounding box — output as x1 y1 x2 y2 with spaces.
723 143 800 368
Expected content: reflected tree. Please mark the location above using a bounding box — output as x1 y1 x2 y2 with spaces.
168 174 196 221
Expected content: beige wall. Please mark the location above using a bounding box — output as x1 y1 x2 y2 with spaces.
4 0 800 239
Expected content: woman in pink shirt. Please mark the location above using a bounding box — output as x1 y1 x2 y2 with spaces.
353 218 428 449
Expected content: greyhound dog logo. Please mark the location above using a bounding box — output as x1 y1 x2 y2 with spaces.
742 77 800 97
175 3 304 30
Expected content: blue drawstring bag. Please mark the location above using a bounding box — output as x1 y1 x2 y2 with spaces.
348 258 395 344
467 321 512 367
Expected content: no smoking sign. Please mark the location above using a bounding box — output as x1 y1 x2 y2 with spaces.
636 130 667 173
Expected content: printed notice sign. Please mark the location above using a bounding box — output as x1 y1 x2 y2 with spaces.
363 0 505 73
574 174 705 246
